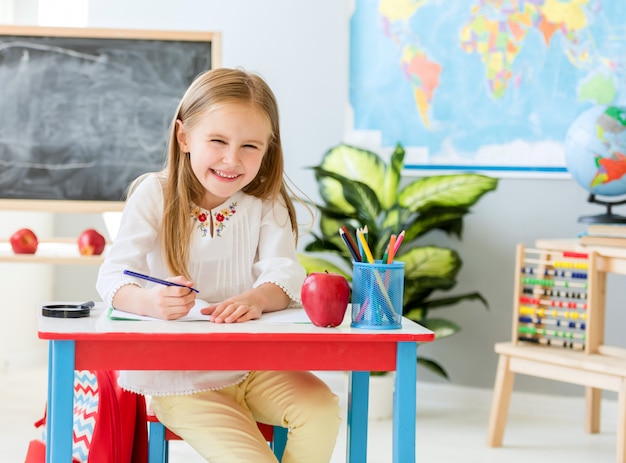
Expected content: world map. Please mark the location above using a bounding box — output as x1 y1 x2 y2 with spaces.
348 0 626 173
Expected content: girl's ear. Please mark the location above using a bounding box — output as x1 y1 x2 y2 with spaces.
175 119 189 152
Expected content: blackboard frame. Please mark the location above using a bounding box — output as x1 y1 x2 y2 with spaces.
0 25 221 208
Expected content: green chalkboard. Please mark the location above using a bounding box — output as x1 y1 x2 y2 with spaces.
0 26 220 201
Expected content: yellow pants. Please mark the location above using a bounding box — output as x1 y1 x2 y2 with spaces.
150 370 342 463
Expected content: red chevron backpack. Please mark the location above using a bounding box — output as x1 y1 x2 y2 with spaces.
24 370 148 463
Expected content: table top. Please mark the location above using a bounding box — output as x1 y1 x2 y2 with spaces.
37 303 435 343
38 303 434 371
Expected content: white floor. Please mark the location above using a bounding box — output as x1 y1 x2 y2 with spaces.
1 366 619 463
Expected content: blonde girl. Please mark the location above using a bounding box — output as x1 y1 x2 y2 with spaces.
97 68 341 463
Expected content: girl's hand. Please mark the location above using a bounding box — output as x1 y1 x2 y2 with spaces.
113 275 197 320
200 283 290 323
148 276 197 320
200 296 263 323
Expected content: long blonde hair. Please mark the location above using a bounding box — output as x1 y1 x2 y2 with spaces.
135 68 297 279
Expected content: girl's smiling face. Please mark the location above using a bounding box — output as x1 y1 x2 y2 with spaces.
176 101 271 210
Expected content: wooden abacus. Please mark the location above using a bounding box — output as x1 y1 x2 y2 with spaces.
487 243 626 463
513 246 594 351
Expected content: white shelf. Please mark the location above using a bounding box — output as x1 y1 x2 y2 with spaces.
0 240 108 265
0 199 120 265
0 199 124 213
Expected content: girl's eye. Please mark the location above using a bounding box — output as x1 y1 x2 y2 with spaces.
243 144 259 149
211 139 226 144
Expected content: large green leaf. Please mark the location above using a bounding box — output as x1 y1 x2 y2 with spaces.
319 214 345 239
304 235 345 254
380 206 402 231
403 208 468 241
398 246 461 280
398 174 498 212
316 144 386 212
297 254 351 279
313 168 381 225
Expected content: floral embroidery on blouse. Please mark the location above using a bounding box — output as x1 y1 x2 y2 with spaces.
191 202 237 237
213 202 237 237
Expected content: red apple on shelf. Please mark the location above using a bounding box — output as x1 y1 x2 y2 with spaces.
301 271 350 327
77 229 106 256
10 228 39 254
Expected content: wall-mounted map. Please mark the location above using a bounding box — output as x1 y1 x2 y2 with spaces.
349 0 626 175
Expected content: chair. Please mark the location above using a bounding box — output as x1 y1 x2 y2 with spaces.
487 243 626 463
147 412 288 463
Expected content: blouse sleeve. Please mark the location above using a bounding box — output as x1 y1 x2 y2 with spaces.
96 175 164 307
252 198 306 304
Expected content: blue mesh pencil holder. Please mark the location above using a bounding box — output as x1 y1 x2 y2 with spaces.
351 260 404 329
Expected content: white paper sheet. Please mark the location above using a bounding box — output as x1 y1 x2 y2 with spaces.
107 303 312 324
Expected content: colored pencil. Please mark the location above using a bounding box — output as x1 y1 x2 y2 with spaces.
354 297 369 323
392 230 405 256
123 269 199 293
339 226 361 262
357 229 375 264
339 228 361 262
381 241 390 265
386 234 397 264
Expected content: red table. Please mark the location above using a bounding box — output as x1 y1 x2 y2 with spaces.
38 304 434 462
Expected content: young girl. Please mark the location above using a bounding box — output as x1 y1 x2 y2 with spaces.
96 68 341 462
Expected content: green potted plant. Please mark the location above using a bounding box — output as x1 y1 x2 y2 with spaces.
298 143 498 379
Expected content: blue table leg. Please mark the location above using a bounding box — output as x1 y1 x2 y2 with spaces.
272 425 288 461
46 340 75 463
393 341 417 463
148 420 168 463
346 370 369 463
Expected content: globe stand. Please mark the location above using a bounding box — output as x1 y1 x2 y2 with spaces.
579 194 626 224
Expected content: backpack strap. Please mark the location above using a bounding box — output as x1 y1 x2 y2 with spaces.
89 371 148 463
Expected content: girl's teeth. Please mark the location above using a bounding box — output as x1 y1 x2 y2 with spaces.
214 170 237 179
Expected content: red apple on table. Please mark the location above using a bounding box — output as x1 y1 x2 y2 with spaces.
10 228 39 254
77 229 106 256
301 271 350 327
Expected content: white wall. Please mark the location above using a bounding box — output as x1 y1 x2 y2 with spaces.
0 0 52 372
89 0 348 199
0 213 52 372
4 0 625 395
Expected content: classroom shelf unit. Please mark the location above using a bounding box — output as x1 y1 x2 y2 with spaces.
0 199 122 264
487 240 626 463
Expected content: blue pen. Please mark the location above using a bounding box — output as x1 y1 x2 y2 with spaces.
123 269 199 293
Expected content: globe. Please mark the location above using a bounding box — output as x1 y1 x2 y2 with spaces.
564 105 626 222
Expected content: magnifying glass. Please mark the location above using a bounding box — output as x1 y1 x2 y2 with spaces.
41 301 94 318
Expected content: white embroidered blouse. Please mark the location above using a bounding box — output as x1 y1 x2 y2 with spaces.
96 174 306 396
